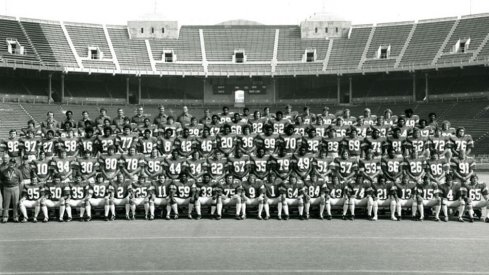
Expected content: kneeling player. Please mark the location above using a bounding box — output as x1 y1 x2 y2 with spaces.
109 174 132 220
193 174 214 220
19 176 45 223
436 175 455 222
173 173 197 219
308 173 330 220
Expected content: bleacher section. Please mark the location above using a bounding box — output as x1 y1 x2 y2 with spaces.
362 23 413 69
399 19 456 66
149 27 202 62
203 26 275 62
437 15 489 64
64 23 116 69
275 63 323 74
0 103 32 137
20 19 77 66
106 26 152 71
207 64 271 74
277 27 330 61
0 17 40 64
155 63 204 74
326 26 372 71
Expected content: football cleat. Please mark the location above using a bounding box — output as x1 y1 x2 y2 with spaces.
350 215 355 221
66 217 72 222
485 217 489 223
434 217 440 222
264 216 270 220
320 215 324 220
144 215 148 220
21 218 27 223
235 215 241 220
284 215 289 220
196 215 202 220
277 215 282 220
187 214 193 220
80 217 85 222
1 218 7 224
305 215 310 220
126 215 131 221
444 216 448 222
397 216 402 221
391 217 398 221
367 215 372 221
105 216 110 222
32 218 38 223
372 216 378 221
257 216 263 220
411 216 417 221
241 215 246 220
58 218 64 223
326 215 332 220
418 217 424 222
149 215 154 221
110 215 116 221
342 215 347 220
458 217 464 222
165 216 171 220
174 214 179 220
469 217 474 223
216 215 221 220
42 218 49 223
85 216 92 222
299 215 304 220
131 214 136 220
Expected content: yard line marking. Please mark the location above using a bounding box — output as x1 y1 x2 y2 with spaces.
0 236 489 242
1 270 489 274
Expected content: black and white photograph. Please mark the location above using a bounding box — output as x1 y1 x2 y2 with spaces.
0 0 489 274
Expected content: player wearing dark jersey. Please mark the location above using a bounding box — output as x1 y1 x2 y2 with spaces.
451 149 475 184
404 150 426 184
238 125 258 156
138 129 158 156
96 127 117 155
216 124 237 156
80 128 97 156
381 149 404 184
44 175 71 222
187 117 203 137
164 150 188 180
186 150 207 183
334 151 358 185
256 124 279 156
278 124 302 155
50 149 76 182
32 151 52 183
89 174 111 220
229 113 248 135
192 173 214 219
312 150 334 182
2 130 22 161
428 127 451 160
158 128 176 157
228 149 251 180
174 128 195 158
76 150 99 183
271 111 290 135
68 174 92 221
436 175 455 222
453 175 475 223
19 176 44 223
208 115 222 136
121 147 143 181
143 148 165 180
359 149 381 185
303 127 322 155
127 174 152 220
172 173 197 219
206 151 228 183
450 127 474 157
403 128 428 157
20 130 41 162
117 126 139 154
41 130 57 159
323 129 343 158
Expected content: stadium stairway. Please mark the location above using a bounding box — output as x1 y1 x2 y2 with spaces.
0 103 32 137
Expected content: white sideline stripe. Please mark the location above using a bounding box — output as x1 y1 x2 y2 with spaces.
0 236 488 242
1 270 488 274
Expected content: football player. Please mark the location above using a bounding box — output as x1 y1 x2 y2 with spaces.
89 174 111 221
43 174 71 222
99 145 120 181
69 174 92 222
121 146 143 181
450 127 474 157
18 175 44 223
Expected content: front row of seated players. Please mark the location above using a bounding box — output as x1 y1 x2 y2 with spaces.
16 144 487 223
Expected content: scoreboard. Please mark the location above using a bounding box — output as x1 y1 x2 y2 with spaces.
212 77 268 94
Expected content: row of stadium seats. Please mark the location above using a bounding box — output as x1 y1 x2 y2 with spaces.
3 15 489 72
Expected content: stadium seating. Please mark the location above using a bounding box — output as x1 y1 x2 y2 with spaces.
207 64 271 74
20 19 77 67
0 17 41 64
0 103 33 137
327 26 372 70
149 27 202 62
276 27 330 62
203 26 275 62
437 15 489 64
275 63 323 75
106 26 152 71
399 19 456 66
64 23 116 70
361 22 413 69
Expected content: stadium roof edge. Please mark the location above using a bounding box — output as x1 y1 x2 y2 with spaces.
376 21 416 27
418 16 458 23
63 21 104 28
461 12 489 19
0 14 16 20
351 24 374 28
19 17 61 25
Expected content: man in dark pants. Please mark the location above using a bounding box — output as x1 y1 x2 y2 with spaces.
0 154 11 217
2 158 23 223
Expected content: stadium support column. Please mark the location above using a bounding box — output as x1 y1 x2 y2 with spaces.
138 76 141 105
425 73 429 102
61 73 65 103
349 77 352 104
337 76 341 104
126 77 130 104
48 73 52 104
412 73 416 102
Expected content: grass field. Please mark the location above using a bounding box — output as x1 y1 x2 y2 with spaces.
1 173 489 275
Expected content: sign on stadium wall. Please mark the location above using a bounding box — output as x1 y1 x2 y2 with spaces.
235 90 245 107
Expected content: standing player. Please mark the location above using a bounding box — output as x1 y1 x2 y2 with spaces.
138 129 158 156
428 127 451 160
450 127 474 157
117 126 139 154
158 129 176 158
